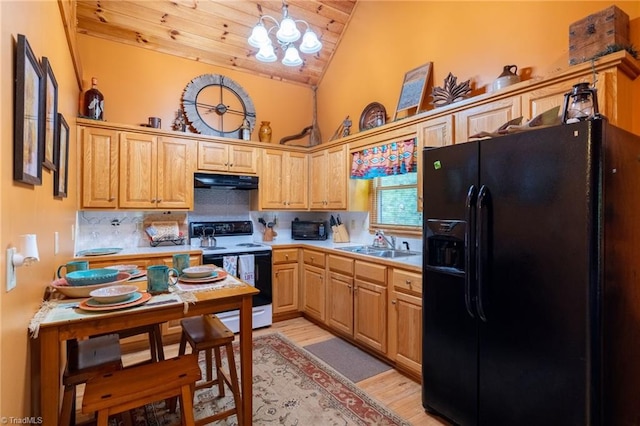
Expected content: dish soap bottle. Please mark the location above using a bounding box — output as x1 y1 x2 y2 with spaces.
83 77 104 120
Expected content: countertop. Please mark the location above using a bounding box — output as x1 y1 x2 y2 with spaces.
76 238 422 271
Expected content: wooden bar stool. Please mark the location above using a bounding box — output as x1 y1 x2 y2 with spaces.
59 334 123 426
82 355 201 426
117 323 165 363
178 315 243 425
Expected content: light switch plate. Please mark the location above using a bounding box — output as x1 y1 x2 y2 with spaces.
6 248 16 292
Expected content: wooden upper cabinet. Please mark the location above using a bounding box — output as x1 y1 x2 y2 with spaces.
416 115 454 211
455 96 522 143
260 149 308 210
198 141 258 175
309 145 347 210
119 133 195 210
119 132 158 209
80 127 119 209
156 137 196 209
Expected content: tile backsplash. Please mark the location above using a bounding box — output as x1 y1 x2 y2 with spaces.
75 188 420 252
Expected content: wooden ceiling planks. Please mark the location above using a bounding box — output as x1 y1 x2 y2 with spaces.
75 0 358 86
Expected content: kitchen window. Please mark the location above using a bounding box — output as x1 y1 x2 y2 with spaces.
370 172 422 234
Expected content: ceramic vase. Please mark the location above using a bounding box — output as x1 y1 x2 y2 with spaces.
259 121 272 143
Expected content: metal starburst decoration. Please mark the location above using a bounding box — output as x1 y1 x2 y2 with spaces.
430 72 472 107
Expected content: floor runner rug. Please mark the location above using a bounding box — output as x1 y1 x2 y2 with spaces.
303 336 392 382
113 332 410 425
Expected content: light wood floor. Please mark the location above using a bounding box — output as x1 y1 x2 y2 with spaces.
77 317 448 425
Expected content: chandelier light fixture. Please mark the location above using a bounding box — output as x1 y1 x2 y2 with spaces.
247 1 322 67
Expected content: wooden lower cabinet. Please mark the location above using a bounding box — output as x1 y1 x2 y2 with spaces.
272 248 299 316
327 271 354 335
302 264 325 322
325 258 388 354
86 253 201 271
388 268 422 378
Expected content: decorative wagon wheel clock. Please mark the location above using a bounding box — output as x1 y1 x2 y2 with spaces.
181 74 256 138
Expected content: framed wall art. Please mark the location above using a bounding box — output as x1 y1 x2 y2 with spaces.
54 113 69 198
41 57 58 171
393 62 432 120
14 34 43 185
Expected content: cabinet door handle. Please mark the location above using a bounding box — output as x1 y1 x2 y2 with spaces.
229 163 234 167
405 279 412 286
275 271 279 278
391 299 396 304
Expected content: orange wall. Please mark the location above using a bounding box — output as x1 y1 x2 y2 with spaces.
76 35 313 144
318 1 640 138
1 0 80 417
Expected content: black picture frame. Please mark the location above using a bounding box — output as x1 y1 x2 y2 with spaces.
54 113 69 198
14 34 43 185
41 57 58 171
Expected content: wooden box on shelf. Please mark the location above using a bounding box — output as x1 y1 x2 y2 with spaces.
569 5 630 65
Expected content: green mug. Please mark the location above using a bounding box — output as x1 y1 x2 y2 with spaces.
146 265 179 294
57 260 89 278
172 253 191 275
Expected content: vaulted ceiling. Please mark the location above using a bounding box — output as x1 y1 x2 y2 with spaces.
75 1 358 87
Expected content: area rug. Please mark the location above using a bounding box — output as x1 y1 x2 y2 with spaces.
304 337 392 382
117 333 410 425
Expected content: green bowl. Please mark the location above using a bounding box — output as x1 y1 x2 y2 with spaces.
65 269 119 286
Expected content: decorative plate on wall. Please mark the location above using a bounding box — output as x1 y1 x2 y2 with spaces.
182 74 256 138
359 102 387 131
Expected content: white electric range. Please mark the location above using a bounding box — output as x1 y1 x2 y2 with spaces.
189 220 272 333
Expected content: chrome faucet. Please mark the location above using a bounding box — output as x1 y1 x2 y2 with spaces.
373 230 396 249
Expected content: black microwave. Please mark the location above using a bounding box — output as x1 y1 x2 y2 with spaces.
291 220 328 240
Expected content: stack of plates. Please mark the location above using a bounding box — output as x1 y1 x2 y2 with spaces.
78 292 151 311
178 268 227 284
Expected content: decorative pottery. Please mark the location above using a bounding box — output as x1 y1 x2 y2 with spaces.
493 65 520 92
259 121 272 143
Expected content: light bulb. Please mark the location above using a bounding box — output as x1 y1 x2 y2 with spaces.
282 46 303 66
256 42 277 63
299 30 322 54
248 23 269 48
276 17 301 43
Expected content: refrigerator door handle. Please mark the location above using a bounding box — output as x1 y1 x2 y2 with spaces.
464 185 478 319
476 184 489 322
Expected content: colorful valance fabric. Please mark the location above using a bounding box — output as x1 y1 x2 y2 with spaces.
350 138 417 179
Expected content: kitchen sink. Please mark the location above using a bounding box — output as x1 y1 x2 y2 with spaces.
374 249 421 258
336 246 420 258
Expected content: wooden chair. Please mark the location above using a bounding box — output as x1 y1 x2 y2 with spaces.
178 315 243 425
82 355 201 426
59 334 123 426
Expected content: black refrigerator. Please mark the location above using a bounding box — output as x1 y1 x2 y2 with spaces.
421 119 640 426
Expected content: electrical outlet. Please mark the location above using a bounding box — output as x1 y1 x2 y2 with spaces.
6 248 17 292
54 232 59 255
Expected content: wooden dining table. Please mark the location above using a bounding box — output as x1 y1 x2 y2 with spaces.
30 279 259 426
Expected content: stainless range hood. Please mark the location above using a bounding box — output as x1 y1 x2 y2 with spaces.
194 173 259 189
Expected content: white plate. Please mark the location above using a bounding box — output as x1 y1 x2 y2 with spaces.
90 284 139 304
182 266 217 278
105 264 139 274
85 292 143 307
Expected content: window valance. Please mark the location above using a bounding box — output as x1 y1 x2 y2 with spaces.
350 138 417 179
